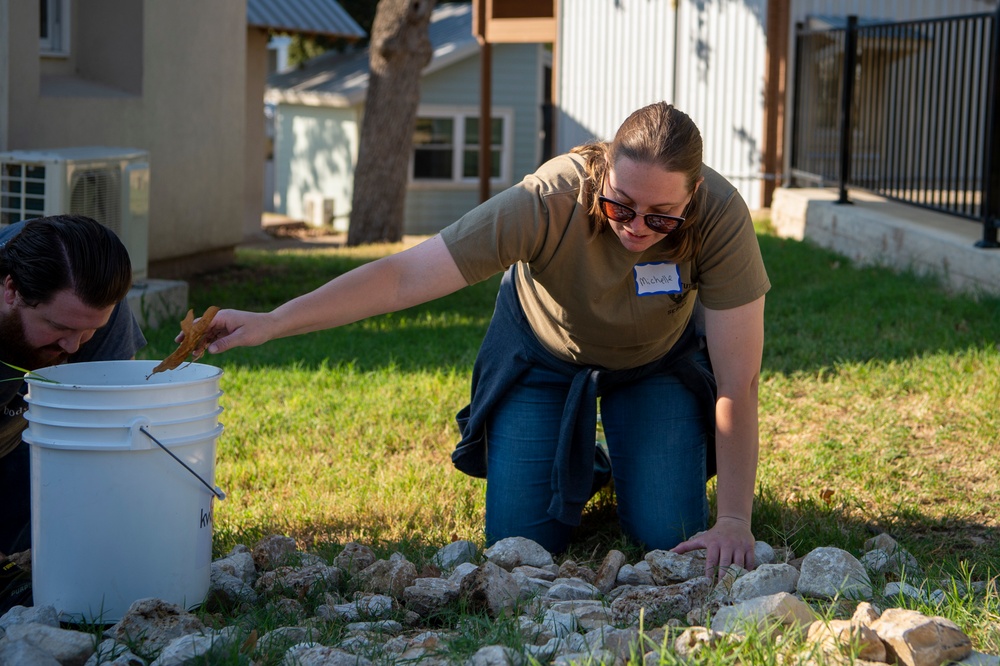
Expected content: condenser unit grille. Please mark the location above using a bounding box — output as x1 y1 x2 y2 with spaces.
0 163 48 226
69 168 122 235
0 147 149 282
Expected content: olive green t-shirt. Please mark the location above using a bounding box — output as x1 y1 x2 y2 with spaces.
440 153 770 370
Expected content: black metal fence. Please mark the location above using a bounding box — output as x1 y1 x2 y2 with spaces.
790 8 1000 248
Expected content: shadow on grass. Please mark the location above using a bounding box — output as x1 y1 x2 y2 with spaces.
141 252 499 375
758 234 1000 375
145 235 1000 377
567 482 1000 576
215 479 999 579
213 518 470 566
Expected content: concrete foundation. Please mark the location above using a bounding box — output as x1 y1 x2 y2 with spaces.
127 279 189 331
770 188 1000 298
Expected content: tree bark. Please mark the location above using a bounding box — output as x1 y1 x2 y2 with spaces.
347 0 435 246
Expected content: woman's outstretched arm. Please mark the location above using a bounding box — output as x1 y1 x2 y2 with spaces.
202 234 469 354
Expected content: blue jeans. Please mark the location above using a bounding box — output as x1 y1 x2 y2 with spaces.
484 355 710 554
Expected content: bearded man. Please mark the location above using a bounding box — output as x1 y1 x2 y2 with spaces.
0 215 146 556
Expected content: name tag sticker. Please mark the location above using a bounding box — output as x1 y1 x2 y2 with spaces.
634 262 682 295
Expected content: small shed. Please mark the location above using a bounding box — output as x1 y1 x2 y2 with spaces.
247 0 366 239
266 2 551 234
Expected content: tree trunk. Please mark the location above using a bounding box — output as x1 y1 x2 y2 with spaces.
347 0 435 246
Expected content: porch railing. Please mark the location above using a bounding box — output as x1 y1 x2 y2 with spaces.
790 7 1000 248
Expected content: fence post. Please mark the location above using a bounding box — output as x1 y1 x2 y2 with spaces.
837 16 858 205
789 23 804 185
977 4 1000 248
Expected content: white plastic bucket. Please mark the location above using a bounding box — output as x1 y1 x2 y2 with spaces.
22 360 224 623
25 361 222 407
24 391 223 424
24 409 224 445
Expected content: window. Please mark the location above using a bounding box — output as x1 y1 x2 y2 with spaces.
462 117 503 180
40 0 70 56
411 108 511 185
413 117 456 180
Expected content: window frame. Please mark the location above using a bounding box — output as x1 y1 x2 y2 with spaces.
409 105 513 189
39 0 71 57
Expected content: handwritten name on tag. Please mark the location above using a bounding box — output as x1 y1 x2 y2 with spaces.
634 262 682 295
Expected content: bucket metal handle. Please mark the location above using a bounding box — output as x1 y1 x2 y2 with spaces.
139 426 227 500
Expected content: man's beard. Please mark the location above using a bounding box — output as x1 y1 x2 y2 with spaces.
0 307 69 371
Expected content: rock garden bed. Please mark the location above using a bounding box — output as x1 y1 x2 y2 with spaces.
0 532 998 665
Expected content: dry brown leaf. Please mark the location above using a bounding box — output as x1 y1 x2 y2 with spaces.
240 628 258 654
146 306 220 378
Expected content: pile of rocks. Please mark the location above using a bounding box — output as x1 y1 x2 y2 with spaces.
0 533 997 665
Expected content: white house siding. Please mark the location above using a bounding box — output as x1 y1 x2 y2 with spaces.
274 104 359 229
404 43 546 235
556 0 768 211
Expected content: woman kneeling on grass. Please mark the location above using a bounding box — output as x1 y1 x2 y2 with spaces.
198 102 769 577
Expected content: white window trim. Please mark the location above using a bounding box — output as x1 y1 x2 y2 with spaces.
409 104 514 189
40 0 71 57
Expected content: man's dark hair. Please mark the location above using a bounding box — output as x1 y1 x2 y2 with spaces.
0 215 133 308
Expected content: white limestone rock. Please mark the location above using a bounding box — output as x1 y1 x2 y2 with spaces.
432 540 478 571
796 547 873 600
484 537 554 570
730 563 800 601
710 591 819 637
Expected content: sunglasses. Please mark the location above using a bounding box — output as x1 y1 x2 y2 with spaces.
598 196 688 235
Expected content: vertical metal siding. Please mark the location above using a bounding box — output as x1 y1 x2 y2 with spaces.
556 1 677 149
557 0 767 210
676 0 768 208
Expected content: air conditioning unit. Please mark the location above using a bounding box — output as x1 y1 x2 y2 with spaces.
302 192 335 228
0 147 150 283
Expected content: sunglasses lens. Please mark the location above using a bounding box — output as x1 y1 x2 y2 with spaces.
645 215 681 234
600 198 635 223
600 196 685 234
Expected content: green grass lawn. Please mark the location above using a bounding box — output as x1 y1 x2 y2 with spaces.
138 227 1000 654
